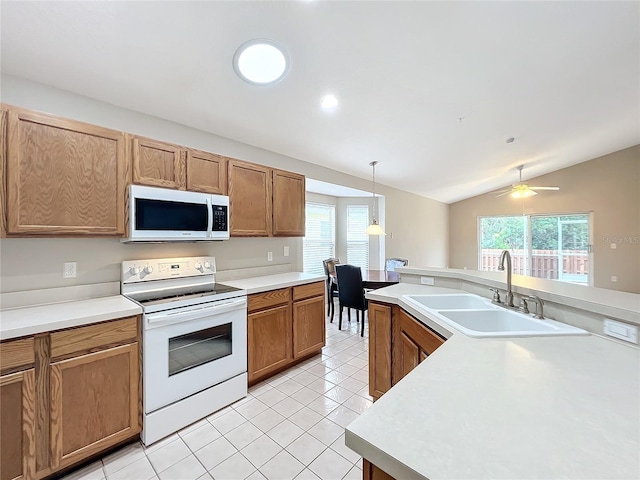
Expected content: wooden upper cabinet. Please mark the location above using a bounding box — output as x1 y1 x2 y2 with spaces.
272 169 305 237
228 159 272 236
6 109 126 235
1 107 7 238
132 137 185 190
186 149 227 195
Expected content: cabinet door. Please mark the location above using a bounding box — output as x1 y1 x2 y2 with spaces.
1 107 7 237
186 149 227 194
394 310 445 383
293 295 326 359
132 137 185 189
6 109 126 235
248 305 291 382
50 343 140 470
368 302 393 400
272 169 305 237
363 459 396 480
228 159 272 236
0 369 36 480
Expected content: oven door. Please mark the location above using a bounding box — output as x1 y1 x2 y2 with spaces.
143 297 247 413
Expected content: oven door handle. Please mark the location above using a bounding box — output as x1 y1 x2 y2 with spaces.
146 298 247 328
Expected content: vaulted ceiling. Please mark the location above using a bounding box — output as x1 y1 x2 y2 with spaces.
2 1 638 203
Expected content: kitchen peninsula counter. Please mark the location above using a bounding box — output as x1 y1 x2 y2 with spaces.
345 283 640 480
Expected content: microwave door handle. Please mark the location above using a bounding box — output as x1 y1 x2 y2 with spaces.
146 298 246 328
207 196 213 238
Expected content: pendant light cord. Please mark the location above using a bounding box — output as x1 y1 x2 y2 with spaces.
370 161 378 221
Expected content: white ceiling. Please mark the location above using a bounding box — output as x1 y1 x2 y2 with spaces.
306 178 372 198
1 1 638 203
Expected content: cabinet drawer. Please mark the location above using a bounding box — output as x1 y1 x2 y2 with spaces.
293 281 324 301
0 337 35 373
248 288 291 313
50 317 138 359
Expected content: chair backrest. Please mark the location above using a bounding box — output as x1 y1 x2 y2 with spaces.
385 258 408 271
335 264 366 310
323 258 340 276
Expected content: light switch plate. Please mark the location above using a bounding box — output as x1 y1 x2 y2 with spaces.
283 246 289 257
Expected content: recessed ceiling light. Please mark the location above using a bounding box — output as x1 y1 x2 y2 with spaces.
321 94 339 109
233 39 289 86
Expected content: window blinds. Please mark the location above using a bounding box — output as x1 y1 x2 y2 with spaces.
303 203 336 275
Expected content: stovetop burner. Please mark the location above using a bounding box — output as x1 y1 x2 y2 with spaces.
135 283 243 306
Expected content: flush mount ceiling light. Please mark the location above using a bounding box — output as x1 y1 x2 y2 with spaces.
365 161 386 236
233 39 289 86
321 94 339 110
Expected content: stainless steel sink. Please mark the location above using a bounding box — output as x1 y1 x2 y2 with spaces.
403 294 588 338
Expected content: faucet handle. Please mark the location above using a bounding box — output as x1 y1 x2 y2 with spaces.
519 297 530 314
524 295 544 319
489 288 501 304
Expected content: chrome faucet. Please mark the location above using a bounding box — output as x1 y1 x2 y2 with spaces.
497 250 515 307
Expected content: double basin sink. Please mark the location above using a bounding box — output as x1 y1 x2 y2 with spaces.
403 294 588 338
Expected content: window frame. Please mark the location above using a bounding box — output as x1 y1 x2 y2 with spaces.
477 212 593 286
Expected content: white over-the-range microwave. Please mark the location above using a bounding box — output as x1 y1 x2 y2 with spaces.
122 185 230 242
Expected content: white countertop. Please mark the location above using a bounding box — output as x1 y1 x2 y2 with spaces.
0 295 142 340
223 272 325 295
0 273 322 340
345 283 640 479
397 266 640 324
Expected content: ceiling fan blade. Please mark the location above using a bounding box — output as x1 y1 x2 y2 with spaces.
530 186 560 191
494 190 513 198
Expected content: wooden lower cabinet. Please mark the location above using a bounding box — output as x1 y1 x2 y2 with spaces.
292 295 325 359
368 303 393 400
50 343 139 471
248 282 325 384
394 309 445 383
362 459 396 480
0 316 141 480
0 369 36 480
368 302 446 400
248 304 292 382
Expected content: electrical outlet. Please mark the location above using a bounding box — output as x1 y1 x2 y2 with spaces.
283 246 290 257
63 262 77 278
267 252 273 262
420 276 435 286
610 243 617 249
611 276 618 282
604 319 638 344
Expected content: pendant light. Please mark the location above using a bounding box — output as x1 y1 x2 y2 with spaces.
365 161 386 236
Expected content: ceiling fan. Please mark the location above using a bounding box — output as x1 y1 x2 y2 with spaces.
492 165 560 198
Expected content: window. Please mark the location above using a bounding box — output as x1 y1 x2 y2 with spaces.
347 205 369 270
303 202 335 275
479 214 591 284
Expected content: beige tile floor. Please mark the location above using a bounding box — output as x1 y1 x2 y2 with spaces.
63 310 371 480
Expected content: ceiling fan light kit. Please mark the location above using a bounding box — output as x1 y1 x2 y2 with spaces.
493 165 559 199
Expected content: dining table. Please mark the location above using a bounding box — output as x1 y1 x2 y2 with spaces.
331 269 400 290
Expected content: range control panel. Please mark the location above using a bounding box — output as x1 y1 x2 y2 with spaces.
121 256 216 283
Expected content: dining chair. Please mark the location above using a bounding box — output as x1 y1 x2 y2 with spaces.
335 264 368 336
385 258 408 271
322 258 340 322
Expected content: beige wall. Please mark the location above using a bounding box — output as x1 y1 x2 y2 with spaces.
0 75 449 292
449 145 640 293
